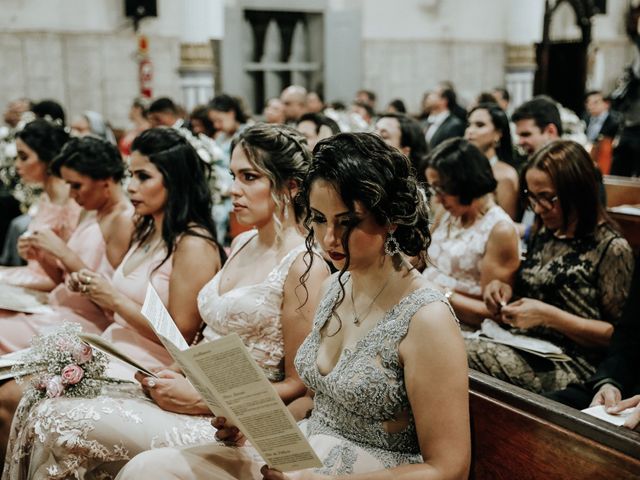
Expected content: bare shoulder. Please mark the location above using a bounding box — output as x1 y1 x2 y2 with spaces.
494 161 519 183
400 299 462 358
489 219 519 243
174 231 221 270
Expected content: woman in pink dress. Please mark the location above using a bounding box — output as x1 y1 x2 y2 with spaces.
0 119 80 291
0 128 224 463
0 136 134 354
68 127 225 379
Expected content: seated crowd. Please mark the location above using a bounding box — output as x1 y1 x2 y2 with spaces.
0 83 638 480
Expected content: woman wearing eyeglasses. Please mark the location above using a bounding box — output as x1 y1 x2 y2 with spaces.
422 138 521 327
476 140 634 393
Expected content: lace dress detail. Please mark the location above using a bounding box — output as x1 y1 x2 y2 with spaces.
466 223 634 393
109 277 455 479
423 205 515 296
198 230 307 381
2 232 309 480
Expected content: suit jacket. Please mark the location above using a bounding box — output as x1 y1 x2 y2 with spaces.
428 114 466 149
586 255 640 397
585 111 621 140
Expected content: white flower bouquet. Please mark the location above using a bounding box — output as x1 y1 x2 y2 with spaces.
13 323 110 401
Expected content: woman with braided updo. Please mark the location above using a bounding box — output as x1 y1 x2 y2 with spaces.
2 124 328 480
117 133 470 480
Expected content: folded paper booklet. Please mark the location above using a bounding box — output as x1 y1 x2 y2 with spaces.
581 405 636 427
0 348 32 381
462 319 571 362
141 284 322 472
78 333 158 378
0 283 53 314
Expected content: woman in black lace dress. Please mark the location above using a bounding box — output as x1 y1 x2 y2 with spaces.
471 140 634 393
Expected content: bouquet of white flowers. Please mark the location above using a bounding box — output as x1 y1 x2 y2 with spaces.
13 323 111 401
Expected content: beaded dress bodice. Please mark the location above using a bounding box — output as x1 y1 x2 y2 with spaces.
295 275 448 459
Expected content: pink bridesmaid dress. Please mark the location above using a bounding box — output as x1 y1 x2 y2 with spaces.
0 196 81 292
0 213 114 354
100 244 173 380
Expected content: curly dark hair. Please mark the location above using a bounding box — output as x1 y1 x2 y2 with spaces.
51 136 125 181
130 127 225 270
299 132 431 331
16 119 70 167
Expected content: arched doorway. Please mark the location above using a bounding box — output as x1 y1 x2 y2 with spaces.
534 0 602 115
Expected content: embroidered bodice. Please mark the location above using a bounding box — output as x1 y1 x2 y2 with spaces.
296 276 448 456
198 231 306 381
423 204 515 296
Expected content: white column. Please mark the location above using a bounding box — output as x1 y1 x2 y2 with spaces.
505 0 545 108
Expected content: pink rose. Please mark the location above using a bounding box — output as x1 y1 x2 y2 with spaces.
61 364 84 385
46 376 65 398
73 343 93 364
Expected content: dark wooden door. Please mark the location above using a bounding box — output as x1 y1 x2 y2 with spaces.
535 41 588 116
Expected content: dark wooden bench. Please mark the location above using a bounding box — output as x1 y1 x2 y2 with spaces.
469 371 640 479
604 175 640 254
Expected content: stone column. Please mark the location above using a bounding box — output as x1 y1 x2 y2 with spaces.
505 0 545 109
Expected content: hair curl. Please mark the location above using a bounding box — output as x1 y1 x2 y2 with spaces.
51 136 125 181
231 123 312 227
299 132 431 332
16 119 70 167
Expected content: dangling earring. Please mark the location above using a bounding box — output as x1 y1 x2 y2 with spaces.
283 196 290 221
384 231 400 256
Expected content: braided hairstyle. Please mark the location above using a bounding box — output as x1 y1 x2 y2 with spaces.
231 123 312 226
51 136 125 181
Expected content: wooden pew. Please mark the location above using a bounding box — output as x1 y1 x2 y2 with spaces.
469 371 640 479
603 175 640 254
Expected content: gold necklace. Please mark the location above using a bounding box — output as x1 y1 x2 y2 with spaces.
350 276 391 325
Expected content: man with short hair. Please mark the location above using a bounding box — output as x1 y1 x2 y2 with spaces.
584 90 619 143
148 97 182 128
511 97 562 156
3 99 31 129
424 86 466 149
355 89 377 110
280 85 307 124
492 87 511 114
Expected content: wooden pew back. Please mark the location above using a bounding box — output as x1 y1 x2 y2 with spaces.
603 175 640 254
469 371 640 479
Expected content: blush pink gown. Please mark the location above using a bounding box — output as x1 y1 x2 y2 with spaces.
0 196 81 292
0 214 114 354
100 244 173 380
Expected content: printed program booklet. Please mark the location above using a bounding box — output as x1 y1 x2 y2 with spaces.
140 283 322 472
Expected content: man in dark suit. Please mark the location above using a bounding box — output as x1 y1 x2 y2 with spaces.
424 85 466 149
584 90 620 143
548 255 640 429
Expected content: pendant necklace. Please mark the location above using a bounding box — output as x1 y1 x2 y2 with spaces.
350 276 391 325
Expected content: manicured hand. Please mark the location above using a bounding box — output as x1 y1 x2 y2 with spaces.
606 395 640 430
590 383 622 409
28 228 68 258
74 268 119 310
260 466 330 480
211 416 247 446
135 369 207 415
499 297 548 329
483 280 513 316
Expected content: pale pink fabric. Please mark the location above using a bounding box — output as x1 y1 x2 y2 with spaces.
101 244 173 380
0 215 114 354
0 196 81 291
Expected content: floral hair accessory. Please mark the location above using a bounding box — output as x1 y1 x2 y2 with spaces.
13 323 111 401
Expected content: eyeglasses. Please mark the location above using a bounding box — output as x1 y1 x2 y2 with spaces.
524 189 558 211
